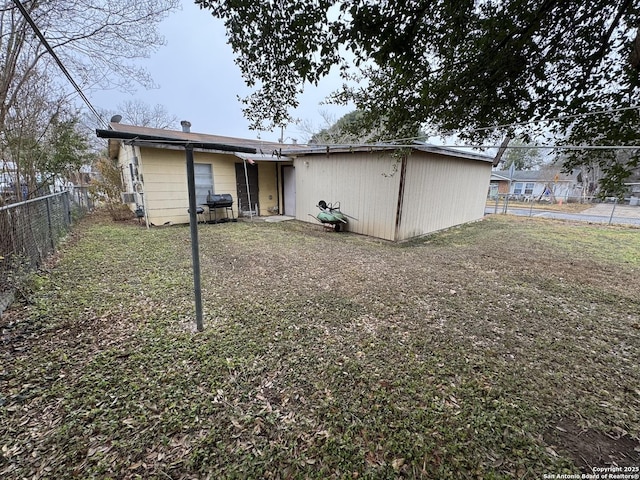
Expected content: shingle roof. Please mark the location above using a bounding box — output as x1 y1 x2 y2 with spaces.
103 123 492 164
106 122 289 157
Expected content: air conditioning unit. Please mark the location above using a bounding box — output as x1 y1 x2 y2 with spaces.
121 192 137 204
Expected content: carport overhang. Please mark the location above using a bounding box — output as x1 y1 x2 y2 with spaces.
96 129 257 156
233 152 293 164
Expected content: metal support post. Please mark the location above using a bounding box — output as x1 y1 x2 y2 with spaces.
45 196 55 251
608 197 618 225
185 145 204 332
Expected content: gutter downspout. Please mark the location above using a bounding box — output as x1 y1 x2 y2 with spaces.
394 153 408 241
130 145 149 229
275 162 280 214
243 159 253 222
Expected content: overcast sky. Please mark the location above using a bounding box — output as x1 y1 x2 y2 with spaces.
90 2 353 144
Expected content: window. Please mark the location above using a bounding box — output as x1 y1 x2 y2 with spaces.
194 163 213 205
524 183 534 195
513 182 523 195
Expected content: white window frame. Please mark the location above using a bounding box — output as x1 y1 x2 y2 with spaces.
194 163 214 205
513 182 523 195
524 183 534 195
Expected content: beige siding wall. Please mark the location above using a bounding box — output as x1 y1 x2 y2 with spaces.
207 153 237 198
294 152 402 241
137 147 189 225
121 143 490 235
396 152 492 241
256 162 279 215
120 147 279 225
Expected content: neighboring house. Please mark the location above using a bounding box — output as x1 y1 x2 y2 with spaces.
0 172 13 198
0 161 22 201
1 159 77 201
102 122 493 241
489 169 584 202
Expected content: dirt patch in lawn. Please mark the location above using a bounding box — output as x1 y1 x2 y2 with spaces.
544 418 640 471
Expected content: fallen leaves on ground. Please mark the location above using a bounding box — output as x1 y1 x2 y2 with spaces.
1 214 639 478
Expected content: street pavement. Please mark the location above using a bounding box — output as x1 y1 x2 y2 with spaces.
484 203 640 227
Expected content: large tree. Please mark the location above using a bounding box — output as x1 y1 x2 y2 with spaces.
501 139 545 171
0 0 179 199
2 62 94 200
0 0 179 129
196 0 640 191
81 100 179 151
304 110 382 144
114 99 179 130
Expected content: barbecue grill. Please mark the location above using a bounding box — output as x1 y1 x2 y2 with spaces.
204 193 236 223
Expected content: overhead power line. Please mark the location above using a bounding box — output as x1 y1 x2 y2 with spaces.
12 0 108 128
470 105 640 134
311 143 640 151
382 105 640 144
410 144 640 150
104 136 640 152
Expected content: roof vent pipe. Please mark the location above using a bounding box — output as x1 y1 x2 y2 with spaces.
181 120 191 133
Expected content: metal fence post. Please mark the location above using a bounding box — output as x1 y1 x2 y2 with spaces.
1 192 87 313
63 191 71 226
608 198 617 225
45 195 55 251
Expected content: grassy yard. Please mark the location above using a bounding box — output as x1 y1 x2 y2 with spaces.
1 214 639 479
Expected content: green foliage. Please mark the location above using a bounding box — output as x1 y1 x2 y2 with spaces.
309 110 426 144
1 61 94 199
595 155 639 199
0 1 180 199
310 110 361 144
47 117 94 176
1 253 45 303
309 110 385 144
196 0 640 190
502 139 544 171
91 157 132 221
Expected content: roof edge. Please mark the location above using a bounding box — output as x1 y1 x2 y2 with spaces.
282 143 493 162
96 129 256 154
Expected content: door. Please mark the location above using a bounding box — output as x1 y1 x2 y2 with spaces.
235 162 259 215
282 166 296 216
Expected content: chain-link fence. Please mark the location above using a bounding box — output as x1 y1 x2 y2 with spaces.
486 193 640 226
69 186 94 217
1 191 90 313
